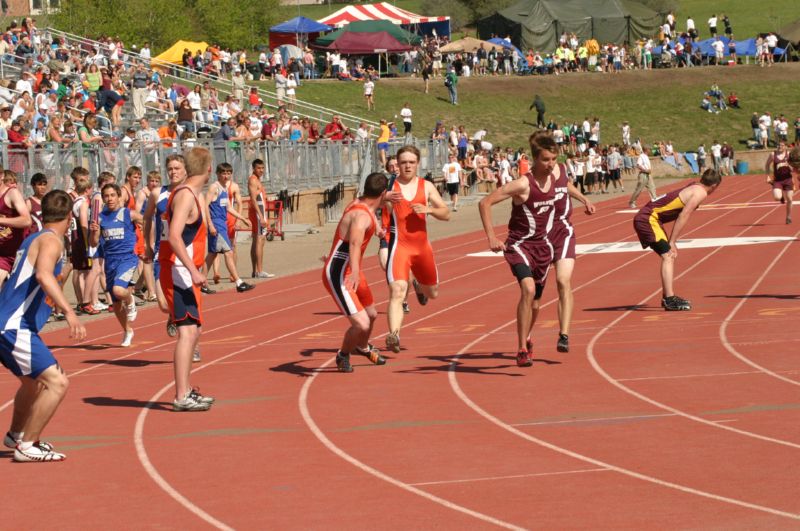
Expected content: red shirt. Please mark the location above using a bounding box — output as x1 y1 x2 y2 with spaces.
323 121 344 141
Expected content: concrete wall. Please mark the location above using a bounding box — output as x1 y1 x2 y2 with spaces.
650 149 772 177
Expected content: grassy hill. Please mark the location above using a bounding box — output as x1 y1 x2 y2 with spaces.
675 0 798 38
268 63 800 153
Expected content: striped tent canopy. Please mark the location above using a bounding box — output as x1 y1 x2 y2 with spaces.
318 2 449 36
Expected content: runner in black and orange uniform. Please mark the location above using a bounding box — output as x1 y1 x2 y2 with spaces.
382 146 450 354
322 172 389 372
159 148 214 412
633 169 721 312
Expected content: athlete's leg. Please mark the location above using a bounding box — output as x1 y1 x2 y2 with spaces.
18 364 69 443
142 261 157 300
387 280 408 333
660 251 676 298
251 233 265 275
516 278 539 351
343 310 371 354
83 261 101 307
174 322 200 400
554 258 575 336
9 379 43 434
0 270 8 292
222 250 242 281
72 270 86 306
378 247 389 271
785 189 793 223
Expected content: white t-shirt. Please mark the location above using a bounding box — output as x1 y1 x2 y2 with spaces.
637 153 651 172
363 81 374 96
686 18 695 31
442 162 462 184
710 143 722 157
766 34 778 48
499 159 512 184
286 78 297 96
708 17 717 28
400 106 412 124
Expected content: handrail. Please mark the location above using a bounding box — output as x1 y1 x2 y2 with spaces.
45 28 381 131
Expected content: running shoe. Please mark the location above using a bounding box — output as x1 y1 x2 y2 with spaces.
628 202 636 209
166 320 178 338
557 333 569 353
412 279 428 306
188 387 215 404
236 281 255 293
357 344 387 365
14 442 66 462
93 301 109 311
173 392 211 412
200 285 216 295
402 302 410 314
516 350 533 367
193 349 202 362
80 303 100 316
336 352 354 373
253 271 276 279
385 332 401 354
121 329 134 347
787 216 792 225
662 295 691 311
126 301 138 322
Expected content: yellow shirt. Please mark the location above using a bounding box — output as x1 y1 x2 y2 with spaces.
378 124 390 143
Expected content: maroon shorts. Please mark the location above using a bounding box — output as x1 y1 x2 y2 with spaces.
0 254 14 273
504 240 553 285
550 228 576 262
772 178 793 192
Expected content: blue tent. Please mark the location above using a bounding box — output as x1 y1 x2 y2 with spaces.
488 37 524 59
270 16 331 34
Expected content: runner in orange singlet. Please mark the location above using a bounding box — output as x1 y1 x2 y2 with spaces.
247 159 275 279
159 148 214 412
322 172 389 372
383 145 450 353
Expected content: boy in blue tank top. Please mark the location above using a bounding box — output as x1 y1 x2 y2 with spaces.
1 190 87 462
90 184 144 347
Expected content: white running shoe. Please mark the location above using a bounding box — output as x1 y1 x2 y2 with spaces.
126 302 138 322
94 301 109 311
173 391 211 412
254 271 276 279
192 349 201 362
4 432 53 451
188 387 215 404
121 330 134 347
14 442 66 462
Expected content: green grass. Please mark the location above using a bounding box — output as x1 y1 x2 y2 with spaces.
675 0 798 38
264 63 800 153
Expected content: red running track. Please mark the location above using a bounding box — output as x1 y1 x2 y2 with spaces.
2 175 799 529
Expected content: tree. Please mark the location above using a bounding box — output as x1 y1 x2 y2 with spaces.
194 0 287 50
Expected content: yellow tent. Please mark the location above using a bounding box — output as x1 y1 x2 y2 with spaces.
151 40 209 71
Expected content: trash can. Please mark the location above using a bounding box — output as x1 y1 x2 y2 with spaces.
735 160 749 174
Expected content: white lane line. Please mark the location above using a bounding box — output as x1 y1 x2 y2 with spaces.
409 468 609 487
136 262 518 531
617 370 799 382
719 228 800 386
586 204 800 450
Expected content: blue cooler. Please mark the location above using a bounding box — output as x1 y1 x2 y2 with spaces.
735 160 749 174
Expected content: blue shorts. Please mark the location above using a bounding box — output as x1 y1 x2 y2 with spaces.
89 242 104 259
105 253 139 301
153 259 161 281
208 223 232 254
0 329 57 378
378 142 389 152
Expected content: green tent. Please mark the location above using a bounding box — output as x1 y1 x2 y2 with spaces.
314 20 421 47
477 0 663 52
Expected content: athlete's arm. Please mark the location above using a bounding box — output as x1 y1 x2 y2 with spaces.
344 211 371 292
34 234 86 340
764 153 773 179
247 178 267 226
0 189 32 228
230 182 247 221
478 177 529 252
142 187 159 261
567 181 596 214
168 189 205 285
205 183 219 236
668 190 705 252
129 208 144 225
415 180 450 221
135 189 148 214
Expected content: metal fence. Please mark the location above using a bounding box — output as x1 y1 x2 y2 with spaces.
0 138 450 197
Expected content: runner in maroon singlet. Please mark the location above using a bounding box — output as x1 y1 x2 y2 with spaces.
0 170 32 291
25 173 47 237
765 141 795 224
479 132 594 367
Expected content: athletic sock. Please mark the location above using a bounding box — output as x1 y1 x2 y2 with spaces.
9 431 22 441
235 278 243 287
19 441 33 451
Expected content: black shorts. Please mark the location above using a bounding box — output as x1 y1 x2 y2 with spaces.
446 182 459 196
404 122 412 134
649 240 671 255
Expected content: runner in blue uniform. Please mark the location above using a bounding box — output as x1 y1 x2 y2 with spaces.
90 184 144 347
205 163 253 293
1 190 86 462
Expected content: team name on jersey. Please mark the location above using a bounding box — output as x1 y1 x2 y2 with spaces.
102 227 125 240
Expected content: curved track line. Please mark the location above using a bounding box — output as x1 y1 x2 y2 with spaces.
448 327 800 521
133 262 510 529
586 204 800 448
719 228 800 386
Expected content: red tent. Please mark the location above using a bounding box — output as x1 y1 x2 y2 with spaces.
319 2 448 27
320 31 412 54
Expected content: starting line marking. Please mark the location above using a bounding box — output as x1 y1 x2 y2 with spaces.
468 237 798 257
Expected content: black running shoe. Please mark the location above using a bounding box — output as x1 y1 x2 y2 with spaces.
412 279 428 306
662 295 691 311
557 333 569 353
336 352 353 373
357 344 387 365
200 286 216 295
236 282 255 292
402 302 410 314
